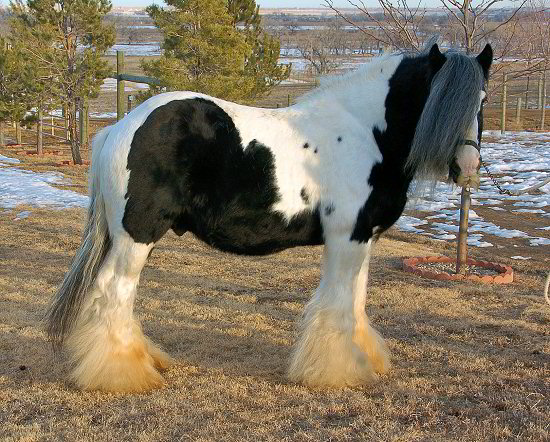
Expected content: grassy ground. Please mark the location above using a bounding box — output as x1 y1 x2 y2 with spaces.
0 152 549 441
0 73 549 440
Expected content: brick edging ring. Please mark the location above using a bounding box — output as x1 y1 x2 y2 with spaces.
403 256 514 284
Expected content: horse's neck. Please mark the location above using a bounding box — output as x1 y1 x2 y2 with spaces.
299 55 403 125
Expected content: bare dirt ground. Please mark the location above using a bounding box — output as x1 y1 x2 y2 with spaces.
1 147 549 441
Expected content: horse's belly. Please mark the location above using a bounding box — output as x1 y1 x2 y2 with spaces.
183 207 323 256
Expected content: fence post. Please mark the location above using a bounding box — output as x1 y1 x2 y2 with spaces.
37 108 43 155
0 120 4 146
117 51 125 121
64 104 70 141
542 74 547 131
51 114 54 136
538 73 543 110
500 74 507 134
516 97 522 126
525 76 530 109
16 121 22 144
127 95 133 113
86 101 89 141
287 94 290 107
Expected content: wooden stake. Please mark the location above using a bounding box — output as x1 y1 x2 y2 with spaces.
456 187 471 275
516 97 522 126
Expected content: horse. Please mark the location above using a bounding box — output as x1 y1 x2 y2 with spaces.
46 43 493 392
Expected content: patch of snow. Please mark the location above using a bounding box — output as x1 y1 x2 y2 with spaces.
512 209 546 214
394 215 428 233
510 256 531 260
467 234 493 247
0 155 21 164
106 43 162 56
101 78 150 92
0 156 89 212
14 210 31 220
529 237 550 246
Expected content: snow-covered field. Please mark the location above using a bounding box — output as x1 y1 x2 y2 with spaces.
1 132 548 250
397 131 550 251
100 77 150 93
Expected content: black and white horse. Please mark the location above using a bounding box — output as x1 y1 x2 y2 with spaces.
47 43 492 392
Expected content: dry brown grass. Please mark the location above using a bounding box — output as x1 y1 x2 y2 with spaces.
1 101 549 440
1 194 548 440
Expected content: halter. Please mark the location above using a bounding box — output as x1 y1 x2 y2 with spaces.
463 139 480 152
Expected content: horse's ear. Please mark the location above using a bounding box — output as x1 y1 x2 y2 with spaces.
428 43 445 71
476 44 493 78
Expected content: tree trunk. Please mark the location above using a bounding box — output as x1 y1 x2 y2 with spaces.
16 121 22 144
68 100 82 164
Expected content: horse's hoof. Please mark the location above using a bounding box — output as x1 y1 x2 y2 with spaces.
288 309 381 388
66 321 170 393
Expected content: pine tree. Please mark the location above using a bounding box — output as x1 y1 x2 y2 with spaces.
141 0 253 101
0 38 31 126
9 0 115 164
227 0 289 97
141 0 288 102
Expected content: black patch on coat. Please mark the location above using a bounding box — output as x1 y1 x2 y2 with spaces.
324 204 335 216
300 187 310 205
351 52 446 243
337 136 342 142
303 142 309 149
314 148 318 153
123 98 323 254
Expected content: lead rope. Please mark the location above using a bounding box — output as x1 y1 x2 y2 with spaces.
480 159 550 304
481 160 550 196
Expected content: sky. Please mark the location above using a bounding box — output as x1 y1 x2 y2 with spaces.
109 0 444 8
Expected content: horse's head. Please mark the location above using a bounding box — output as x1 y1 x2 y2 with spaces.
405 43 493 184
449 44 493 185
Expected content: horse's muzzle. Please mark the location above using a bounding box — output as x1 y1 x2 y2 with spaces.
449 139 481 184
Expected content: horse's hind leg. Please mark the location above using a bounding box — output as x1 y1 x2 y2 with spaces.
289 236 390 387
66 232 172 392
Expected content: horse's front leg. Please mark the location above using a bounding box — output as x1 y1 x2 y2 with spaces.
289 236 390 387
